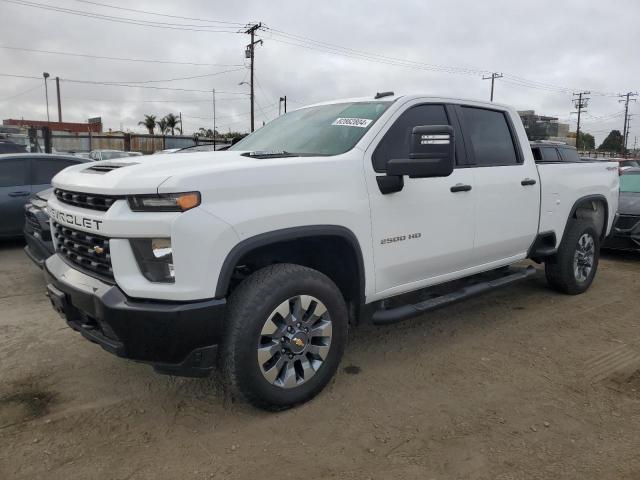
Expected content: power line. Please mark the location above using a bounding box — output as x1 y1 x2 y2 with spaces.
0 81 42 102
0 45 244 67
0 72 251 94
264 26 619 97
95 67 246 85
67 0 245 25
1 0 242 33
61 96 246 104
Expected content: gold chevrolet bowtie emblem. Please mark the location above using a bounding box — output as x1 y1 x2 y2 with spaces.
93 245 105 254
292 338 305 348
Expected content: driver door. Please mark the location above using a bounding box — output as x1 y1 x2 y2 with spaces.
364 102 476 297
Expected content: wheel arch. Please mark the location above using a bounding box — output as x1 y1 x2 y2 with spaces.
215 225 366 304
562 194 609 244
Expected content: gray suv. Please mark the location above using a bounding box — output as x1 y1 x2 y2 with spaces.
0 154 89 238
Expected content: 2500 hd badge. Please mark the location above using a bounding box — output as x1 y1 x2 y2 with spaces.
48 206 103 231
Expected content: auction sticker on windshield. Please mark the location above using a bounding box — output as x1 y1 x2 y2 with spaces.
332 117 373 128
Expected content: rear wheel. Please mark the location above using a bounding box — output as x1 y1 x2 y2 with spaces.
545 219 600 295
221 264 348 410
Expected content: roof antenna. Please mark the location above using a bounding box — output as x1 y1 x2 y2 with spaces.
374 91 394 99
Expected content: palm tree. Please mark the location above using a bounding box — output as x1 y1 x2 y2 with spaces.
138 114 156 134
156 118 168 135
164 113 181 135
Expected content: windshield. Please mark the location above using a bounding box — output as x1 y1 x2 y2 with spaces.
230 101 392 156
620 172 640 193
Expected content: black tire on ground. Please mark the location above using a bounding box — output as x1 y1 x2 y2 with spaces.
220 263 348 410
545 219 600 295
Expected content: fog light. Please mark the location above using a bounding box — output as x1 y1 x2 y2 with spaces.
130 238 175 283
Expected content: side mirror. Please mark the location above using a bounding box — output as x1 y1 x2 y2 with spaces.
386 125 455 178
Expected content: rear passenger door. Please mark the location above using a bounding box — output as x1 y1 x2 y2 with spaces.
0 158 31 236
31 157 79 193
457 106 540 266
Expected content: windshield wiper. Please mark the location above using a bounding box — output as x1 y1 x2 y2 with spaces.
242 150 300 158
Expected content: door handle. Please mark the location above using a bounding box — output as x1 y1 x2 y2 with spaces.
8 191 30 197
521 178 537 186
450 184 472 193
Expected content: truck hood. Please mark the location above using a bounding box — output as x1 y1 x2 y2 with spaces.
51 151 269 195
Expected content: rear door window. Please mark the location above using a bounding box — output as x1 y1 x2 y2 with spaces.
32 158 79 185
558 148 580 162
540 147 561 162
459 107 520 167
0 159 29 187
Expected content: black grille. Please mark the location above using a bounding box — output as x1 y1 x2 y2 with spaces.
53 222 113 281
614 215 640 231
54 189 122 211
25 210 41 231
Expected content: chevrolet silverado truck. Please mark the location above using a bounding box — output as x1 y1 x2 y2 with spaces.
43 94 619 410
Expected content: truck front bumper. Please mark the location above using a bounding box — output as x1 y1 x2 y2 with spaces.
44 254 226 377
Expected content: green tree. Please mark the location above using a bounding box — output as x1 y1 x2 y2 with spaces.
598 130 624 152
197 127 217 138
156 118 168 135
137 114 156 134
578 131 595 150
164 113 181 135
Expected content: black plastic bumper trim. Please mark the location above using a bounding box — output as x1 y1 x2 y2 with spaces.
44 253 226 377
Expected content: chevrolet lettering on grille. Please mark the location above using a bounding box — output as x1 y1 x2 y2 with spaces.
48 206 103 231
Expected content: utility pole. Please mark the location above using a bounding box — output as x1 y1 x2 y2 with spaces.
619 92 638 156
212 88 216 150
179 111 182 135
244 23 263 132
482 72 503 102
42 72 50 123
55 76 62 122
572 91 590 150
279 96 287 115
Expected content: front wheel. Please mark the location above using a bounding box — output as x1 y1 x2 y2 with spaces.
545 219 600 295
221 264 348 410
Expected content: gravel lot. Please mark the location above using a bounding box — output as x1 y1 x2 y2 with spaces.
1 241 640 480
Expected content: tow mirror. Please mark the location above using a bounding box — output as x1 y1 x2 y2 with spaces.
386 125 455 178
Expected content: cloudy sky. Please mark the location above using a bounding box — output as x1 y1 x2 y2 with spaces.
0 0 638 146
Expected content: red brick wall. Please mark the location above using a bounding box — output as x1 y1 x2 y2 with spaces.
3 119 102 133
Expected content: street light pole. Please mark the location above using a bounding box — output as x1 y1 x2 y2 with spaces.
42 72 50 122
212 88 216 150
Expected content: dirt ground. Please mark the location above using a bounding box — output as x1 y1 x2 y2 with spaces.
1 241 640 480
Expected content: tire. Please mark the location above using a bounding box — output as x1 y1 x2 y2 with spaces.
545 219 600 295
220 263 348 410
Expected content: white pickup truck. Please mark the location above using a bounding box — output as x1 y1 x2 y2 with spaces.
44 94 619 410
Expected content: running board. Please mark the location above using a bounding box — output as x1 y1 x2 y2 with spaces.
371 266 537 326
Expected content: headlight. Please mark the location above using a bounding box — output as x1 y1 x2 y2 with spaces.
127 192 200 212
130 238 175 283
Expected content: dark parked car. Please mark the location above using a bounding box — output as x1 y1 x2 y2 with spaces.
23 187 54 266
0 140 27 154
604 168 640 252
0 154 89 240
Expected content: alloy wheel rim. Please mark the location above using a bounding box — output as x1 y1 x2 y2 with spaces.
573 233 595 282
257 295 332 389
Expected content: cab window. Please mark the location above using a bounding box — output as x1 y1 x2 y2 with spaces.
372 104 450 172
